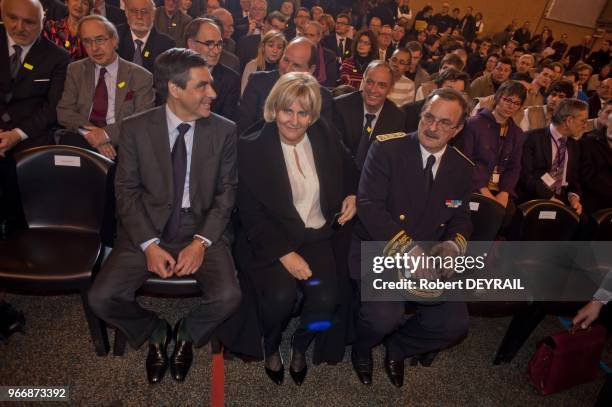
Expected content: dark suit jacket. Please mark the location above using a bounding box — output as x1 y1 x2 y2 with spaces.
237 120 358 263
315 45 338 88
333 91 406 169
41 0 67 21
236 33 261 71
105 4 127 27
518 126 582 203
580 128 612 214
115 106 237 248
402 99 425 133
353 132 473 278
57 57 155 146
588 94 602 119
116 25 175 74
220 50 240 73
211 63 240 121
238 69 334 136
0 27 71 149
321 34 352 61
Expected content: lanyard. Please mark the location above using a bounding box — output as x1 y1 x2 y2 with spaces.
494 123 509 169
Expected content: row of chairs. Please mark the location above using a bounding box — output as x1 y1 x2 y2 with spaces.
0 146 611 360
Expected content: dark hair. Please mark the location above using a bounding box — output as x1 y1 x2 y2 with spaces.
552 98 588 125
351 29 378 60
185 17 220 41
497 56 513 67
546 80 575 98
422 88 469 125
493 80 527 108
266 11 287 24
440 53 465 71
405 40 422 54
537 60 555 73
336 13 350 24
434 68 470 89
154 48 208 102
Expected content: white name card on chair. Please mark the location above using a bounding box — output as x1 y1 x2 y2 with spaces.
538 211 557 220
469 202 480 211
54 155 81 167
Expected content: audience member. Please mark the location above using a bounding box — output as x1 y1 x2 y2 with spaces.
386 47 415 107
241 29 286 94
339 29 378 90
154 0 192 45
303 20 337 88
321 12 351 64
43 0 92 61
521 79 574 131
469 56 512 98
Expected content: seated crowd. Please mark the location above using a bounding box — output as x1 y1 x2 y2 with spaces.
1 0 612 390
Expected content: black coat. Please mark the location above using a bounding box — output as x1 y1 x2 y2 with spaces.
116 25 175 74
0 27 71 149
333 91 406 169
315 45 338 88
236 34 260 71
210 63 240 121
104 4 128 27
237 70 334 136
402 99 425 134
321 34 352 61
518 126 582 203
580 128 612 214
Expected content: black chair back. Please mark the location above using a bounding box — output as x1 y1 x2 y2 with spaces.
592 208 612 241
469 193 506 241
15 146 114 233
517 200 579 241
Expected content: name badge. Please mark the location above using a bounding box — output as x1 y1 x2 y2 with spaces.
541 172 555 188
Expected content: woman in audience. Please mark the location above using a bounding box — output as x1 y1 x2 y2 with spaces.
474 12 485 38
241 30 287 95
43 0 92 60
340 29 378 89
179 0 192 14
462 80 527 227
473 53 499 79
318 13 335 37
235 72 357 386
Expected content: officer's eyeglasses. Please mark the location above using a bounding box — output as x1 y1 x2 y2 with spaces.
192 39 224 50
421 112 459 132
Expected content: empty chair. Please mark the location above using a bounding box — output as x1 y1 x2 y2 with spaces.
469 193 506 241
515 199 580 241
0 146 114 355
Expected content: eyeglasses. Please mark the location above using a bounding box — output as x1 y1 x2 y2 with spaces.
127 8 152 17
191 39 224 50
420 112 459 132
82 36 111 47
500 96 523 108
390 56 410 66
358 40 371 46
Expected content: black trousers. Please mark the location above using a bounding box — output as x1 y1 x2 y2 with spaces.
353 300 469 361
248 226 337 355
88 213 241 349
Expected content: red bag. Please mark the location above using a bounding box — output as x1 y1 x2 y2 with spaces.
527 324 607 395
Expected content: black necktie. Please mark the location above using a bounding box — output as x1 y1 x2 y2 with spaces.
338 38 344 58
363 114 376 140
424 154 436 196
10 45 22 79
356 114 377 168
133 39 144 66
162 123 191 242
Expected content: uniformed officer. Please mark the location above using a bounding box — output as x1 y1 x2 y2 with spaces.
349 88 474 387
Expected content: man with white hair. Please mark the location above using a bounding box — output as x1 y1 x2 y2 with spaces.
0 0 71 237
117 0 175 73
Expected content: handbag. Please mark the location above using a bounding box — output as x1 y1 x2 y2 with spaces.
527 324 607 395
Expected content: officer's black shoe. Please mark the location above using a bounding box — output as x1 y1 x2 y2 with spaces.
351 350 373 385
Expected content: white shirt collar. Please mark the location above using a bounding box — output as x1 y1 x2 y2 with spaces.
165 104 196 133
95 55 119 77
131 29 151 48
363 101 384 118
7 34 35 62
549 123 565 142
419 143 447 166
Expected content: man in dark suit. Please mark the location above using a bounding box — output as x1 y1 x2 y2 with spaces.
232 0 267 42
303 21 337 88
88 48 241 385
185 18 239 121
0 0 71 235
518 99 589 216
57 15 155 159
92 0 128 27
588 78 612 119
350 88 473 387
321 12 352 65
580 101 612 215
238 37 333 135
334 61 405 170
117 0 175 74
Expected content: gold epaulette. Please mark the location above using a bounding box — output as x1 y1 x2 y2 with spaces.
451 146 475 167
454 233 468 255
376 132 407 143
383 230 412 255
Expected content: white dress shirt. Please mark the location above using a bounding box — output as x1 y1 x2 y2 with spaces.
91 56 119 127
419 143 446 178
280 134 326 229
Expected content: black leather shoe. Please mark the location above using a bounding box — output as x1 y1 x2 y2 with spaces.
384 356 405 388
170 319 193 382
146 322 172 384
289 348 308 386
351 350 373 385
264 351 284 385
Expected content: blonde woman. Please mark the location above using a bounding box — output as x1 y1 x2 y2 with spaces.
241 30 287 95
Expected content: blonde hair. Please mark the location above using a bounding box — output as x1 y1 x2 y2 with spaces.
255 30 287 70
263 72 321 123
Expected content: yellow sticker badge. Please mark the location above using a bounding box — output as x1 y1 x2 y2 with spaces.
171 22 177 27
24 63 34 71
144 50 150 58
118 81 126 88
65 40 71 48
